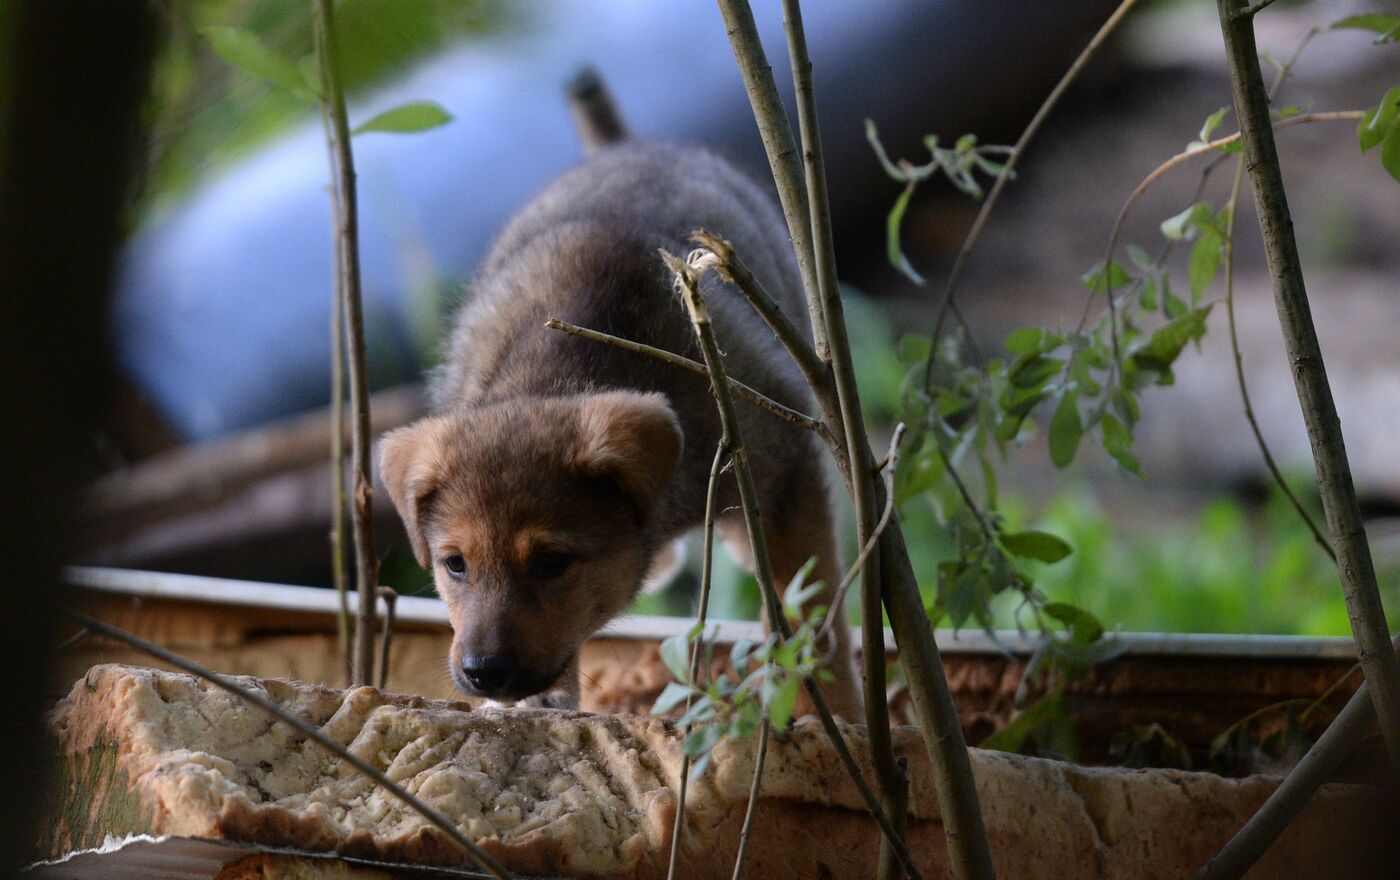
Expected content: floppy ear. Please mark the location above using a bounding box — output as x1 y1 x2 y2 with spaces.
377 417 449 567
574 391 683 519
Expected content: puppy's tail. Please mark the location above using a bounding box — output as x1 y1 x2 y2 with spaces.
566 65 629 155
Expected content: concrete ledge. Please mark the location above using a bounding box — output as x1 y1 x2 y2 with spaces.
37 665 1395 879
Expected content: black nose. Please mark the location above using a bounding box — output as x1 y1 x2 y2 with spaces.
460 654 517 694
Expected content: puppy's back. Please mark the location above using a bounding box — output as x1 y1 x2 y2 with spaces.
432 142 806 411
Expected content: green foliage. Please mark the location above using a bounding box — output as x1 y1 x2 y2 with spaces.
652 563 832 778
1332 13 1400 45
1359 85 1400 182
352 100 454 135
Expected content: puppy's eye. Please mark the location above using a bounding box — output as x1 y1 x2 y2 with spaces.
442 554 468 579
528 551 574 581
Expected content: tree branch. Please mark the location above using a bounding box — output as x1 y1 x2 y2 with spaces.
1197 633 1399 879
65 610 515 880
730 717 771 880
714 0 829 361
666 442 727 880
314 0 378 686
544 318 834 445
1216 0 1400 774
667 252 925 880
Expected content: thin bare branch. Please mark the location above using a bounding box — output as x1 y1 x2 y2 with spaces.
714 0 829 361
321 107 352 688
689 230 830 397
544 318 834 444
667 252 925 880
314 0 378 686
1232 0 1280 20
1215 0 1400 773
666 442 728 880
925 0 1141 392
730 717 771 880
376 587 397 690
66 610 515 880
1198 634 1399 879
820 424 905 642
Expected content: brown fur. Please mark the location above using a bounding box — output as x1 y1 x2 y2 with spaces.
378 142 861 717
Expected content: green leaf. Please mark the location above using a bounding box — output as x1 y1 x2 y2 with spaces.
896 333 932 366
946 566 984 629
1188 233 1222 302
660 631 692 683
1008 353 1063 389
1332 14 1400 43
352 100 454 135
1004 327 1045 356
201 26 313 98
1001 530 1073 564
682 724 724 759
1191 106 1229 148
886 182 925 285
782 558 822 622
651 681 693 716
1359 87 1400 152
1125 244 1155 272
1043 602 1105 644
1383 117 1400 182
1079 260 1131 293
1130 305 1213 374
769 677 801 729
1160 202 1222 241
1048 392 1082 469
1101 413 1143 477
980 690 1068 753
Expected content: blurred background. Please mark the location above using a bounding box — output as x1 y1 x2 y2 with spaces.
85 0 1400 637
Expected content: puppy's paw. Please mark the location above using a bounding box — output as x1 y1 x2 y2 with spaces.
518 691 580 711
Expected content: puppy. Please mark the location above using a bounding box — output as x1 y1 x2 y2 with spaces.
378 141 861 718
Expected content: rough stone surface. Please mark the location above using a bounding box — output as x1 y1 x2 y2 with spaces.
44 665 1396 879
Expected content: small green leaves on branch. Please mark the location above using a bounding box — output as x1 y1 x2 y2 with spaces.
1332 13 1400 45
352 101 454 136
652 564 833 778
866 119 1012 284
1358 86 1400 181
201 25 320 99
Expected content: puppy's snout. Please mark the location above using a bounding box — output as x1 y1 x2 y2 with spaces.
460 654 518 695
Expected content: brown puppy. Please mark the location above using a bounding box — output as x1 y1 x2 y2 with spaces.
379 142 861 717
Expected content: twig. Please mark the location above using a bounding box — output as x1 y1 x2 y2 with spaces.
666 442 727 880
53 627 91 652
1218 29 1334 562
1216 0 1400 773
689 230 830 400
779 4 916 874
667 253 925 880
1232 0 1279 20
376 587 397 690
544 318 834 444
314 0 379 686
819 425 904 643
565 66 628 154
65 610 515 880
1198 633 1400 880
322 108 352 687
924 0 1141 393
719 3 990 873
730 717 771 880
715 0 829 361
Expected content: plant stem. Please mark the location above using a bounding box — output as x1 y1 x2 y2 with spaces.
716 3 992 874
665 442 727 880
544 318 833 443
1197 633 1400 880
1216 0 1400 770
669 253 925 880
322 107 352 687
924 0 1140 392
66 611 515 880
730 717 771 880
314 0 378 687
714 0 829 362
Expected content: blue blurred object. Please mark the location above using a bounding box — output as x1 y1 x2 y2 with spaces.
116 0 1118 441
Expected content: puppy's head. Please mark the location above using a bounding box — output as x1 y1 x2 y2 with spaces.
378 391 682 702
